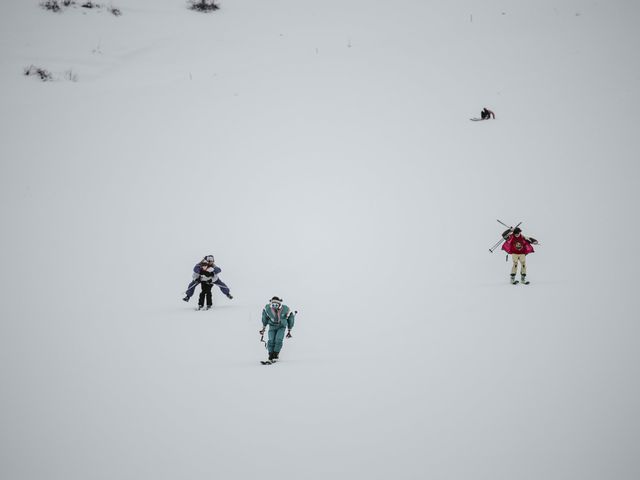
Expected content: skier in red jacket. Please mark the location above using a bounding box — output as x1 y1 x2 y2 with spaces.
501 227 538 284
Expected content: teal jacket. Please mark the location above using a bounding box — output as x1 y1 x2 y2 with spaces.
262 304 295 329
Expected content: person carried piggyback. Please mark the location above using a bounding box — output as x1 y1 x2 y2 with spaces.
183 255 233 309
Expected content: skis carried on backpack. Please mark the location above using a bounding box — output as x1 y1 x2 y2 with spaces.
490 220 522 253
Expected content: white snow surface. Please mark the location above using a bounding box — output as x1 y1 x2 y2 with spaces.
1 1 640 479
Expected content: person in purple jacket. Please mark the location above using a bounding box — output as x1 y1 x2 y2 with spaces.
182 255 233 306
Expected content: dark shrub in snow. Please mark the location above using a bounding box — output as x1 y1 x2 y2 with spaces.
189 0 219 12
41 0 77 11
40 0 62 12
40 0 121 15
24 65 53 81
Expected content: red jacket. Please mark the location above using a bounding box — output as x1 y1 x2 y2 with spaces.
502 234 535 255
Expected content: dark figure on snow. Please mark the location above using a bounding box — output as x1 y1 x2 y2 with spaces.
182 255 233 308
260 296 295 363
481 107 495 120
501 227 538 284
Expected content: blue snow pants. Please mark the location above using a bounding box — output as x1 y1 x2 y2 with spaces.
185 279 230 300
213 279 231 297
185 279 200 299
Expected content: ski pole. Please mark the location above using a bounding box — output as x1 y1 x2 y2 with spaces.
286 310 298 338
489 221 522 253
489 238 505 253
497 219 522 229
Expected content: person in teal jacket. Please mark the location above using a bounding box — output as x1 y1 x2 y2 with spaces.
260 296 295 362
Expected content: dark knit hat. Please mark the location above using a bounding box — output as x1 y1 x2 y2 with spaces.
513 227 522 235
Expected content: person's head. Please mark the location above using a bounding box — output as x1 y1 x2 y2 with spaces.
270 296 283 309
203 255 215 265
513 227 522 236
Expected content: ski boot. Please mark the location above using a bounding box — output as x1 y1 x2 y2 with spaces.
226 293 233 299
521 274 530 285
205 305 212 310
261 351 275 365
197 305 204 311
510 274 519 285
273 351 279 361
182 296 190 302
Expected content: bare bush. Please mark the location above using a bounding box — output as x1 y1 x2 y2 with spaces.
40 0 121 15
24 65 53 81
40 0 63 12
189 0 219 12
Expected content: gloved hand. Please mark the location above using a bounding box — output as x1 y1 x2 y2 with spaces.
286 330 292 338
259 328 265 335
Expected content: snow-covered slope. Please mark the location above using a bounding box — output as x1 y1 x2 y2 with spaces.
1 1 639 479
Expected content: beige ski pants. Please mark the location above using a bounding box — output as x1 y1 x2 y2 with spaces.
511 254 527 275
